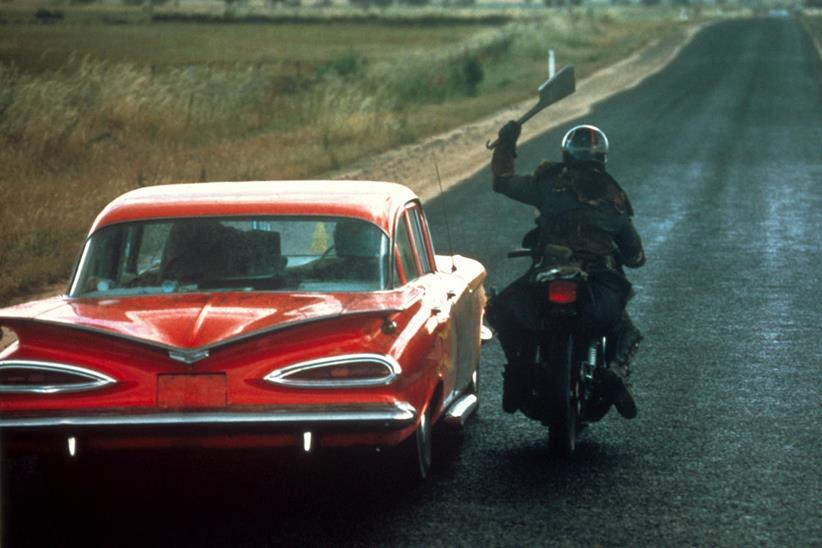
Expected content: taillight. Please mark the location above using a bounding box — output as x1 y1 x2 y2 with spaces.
265 354 400 388
548 281 577 304
0 361 117 394
286 362 389 381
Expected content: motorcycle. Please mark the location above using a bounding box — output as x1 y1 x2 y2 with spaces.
504 241 618 458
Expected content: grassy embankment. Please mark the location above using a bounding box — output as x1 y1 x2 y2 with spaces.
0 6 696 303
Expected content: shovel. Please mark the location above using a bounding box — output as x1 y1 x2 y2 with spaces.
486 65 576 150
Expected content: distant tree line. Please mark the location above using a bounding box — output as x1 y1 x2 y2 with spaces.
19 0 818 9
348 0 476 7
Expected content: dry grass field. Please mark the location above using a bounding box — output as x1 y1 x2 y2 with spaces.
0 5 699 302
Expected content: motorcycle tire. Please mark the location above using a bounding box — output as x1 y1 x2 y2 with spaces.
546 333 580 458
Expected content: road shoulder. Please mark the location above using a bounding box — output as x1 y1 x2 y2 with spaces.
332 22 708 202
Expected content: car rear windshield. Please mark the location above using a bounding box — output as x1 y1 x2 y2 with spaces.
70 216 390 297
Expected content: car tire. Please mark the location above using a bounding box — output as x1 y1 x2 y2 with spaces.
400 402 432 481
414 404 433 479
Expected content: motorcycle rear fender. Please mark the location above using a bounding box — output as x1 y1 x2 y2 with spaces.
532 265 586 284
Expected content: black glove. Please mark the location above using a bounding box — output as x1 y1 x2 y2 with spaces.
497 120 521 157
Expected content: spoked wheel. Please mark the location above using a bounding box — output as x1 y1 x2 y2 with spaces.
547 334 580 458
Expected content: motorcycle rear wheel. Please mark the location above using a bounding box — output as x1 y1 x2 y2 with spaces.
546 334 580 458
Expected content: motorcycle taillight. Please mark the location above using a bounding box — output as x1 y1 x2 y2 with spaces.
548 281 577 304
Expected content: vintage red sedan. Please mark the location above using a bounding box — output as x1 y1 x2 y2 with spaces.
0 180 487 479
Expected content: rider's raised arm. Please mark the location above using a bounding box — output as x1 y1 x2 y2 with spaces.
490 120 541 208
492 170 541 207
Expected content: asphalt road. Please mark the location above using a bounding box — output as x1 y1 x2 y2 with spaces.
3 16 821 547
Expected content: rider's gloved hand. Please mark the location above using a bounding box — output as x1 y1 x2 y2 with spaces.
497 120 522 157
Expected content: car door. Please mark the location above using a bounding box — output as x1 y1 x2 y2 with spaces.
393 203 460 401
403 203 476 404
414 204 480 395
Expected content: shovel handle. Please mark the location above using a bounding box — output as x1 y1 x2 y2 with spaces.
486 65 575 150
485 104 543 150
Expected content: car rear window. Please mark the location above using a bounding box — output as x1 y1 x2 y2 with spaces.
70 216 389 297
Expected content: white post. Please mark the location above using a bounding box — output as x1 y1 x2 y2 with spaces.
548 49 556 79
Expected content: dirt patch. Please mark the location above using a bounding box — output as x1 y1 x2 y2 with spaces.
332 22 707 202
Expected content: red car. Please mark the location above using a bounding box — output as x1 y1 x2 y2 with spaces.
0 181 487 479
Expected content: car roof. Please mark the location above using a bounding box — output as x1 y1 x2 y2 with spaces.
90 181 419 234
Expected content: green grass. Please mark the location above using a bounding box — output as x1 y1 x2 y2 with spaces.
0 5 702 303
0 21 495 73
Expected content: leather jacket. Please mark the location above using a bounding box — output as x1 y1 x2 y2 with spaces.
492 148 645 270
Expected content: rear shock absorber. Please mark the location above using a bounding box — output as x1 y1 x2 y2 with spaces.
580 342 598 400
587 343 598 368
583 342 597 381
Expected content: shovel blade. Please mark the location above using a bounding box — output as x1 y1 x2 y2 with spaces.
486 65 576 149
536 65 576 110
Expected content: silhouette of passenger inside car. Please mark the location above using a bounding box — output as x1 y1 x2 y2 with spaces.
314 219 383 283
161 220 243 284
162 221 286 287
332 219 383 280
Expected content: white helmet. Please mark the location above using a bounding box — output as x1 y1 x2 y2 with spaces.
561 125 609 166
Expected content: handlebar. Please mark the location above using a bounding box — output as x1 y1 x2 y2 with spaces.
506 249 534 259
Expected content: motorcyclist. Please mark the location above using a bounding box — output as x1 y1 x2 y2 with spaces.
486 120 645 419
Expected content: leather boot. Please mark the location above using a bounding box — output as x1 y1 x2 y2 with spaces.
613 312 642 367
602 362 637 419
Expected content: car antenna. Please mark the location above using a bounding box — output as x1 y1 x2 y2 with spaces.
433 155 457 273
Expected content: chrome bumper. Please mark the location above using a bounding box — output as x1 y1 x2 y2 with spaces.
0 402 417 430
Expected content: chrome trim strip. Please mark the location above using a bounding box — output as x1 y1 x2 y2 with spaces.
0 360 117 395
264 354 402 388
168 348 210 365
534 267 585 283
0 402 416 429
68 239 93 297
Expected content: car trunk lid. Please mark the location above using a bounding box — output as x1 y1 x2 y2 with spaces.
0 289 419 352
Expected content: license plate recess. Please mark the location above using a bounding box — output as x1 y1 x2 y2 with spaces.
158 374 227 409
